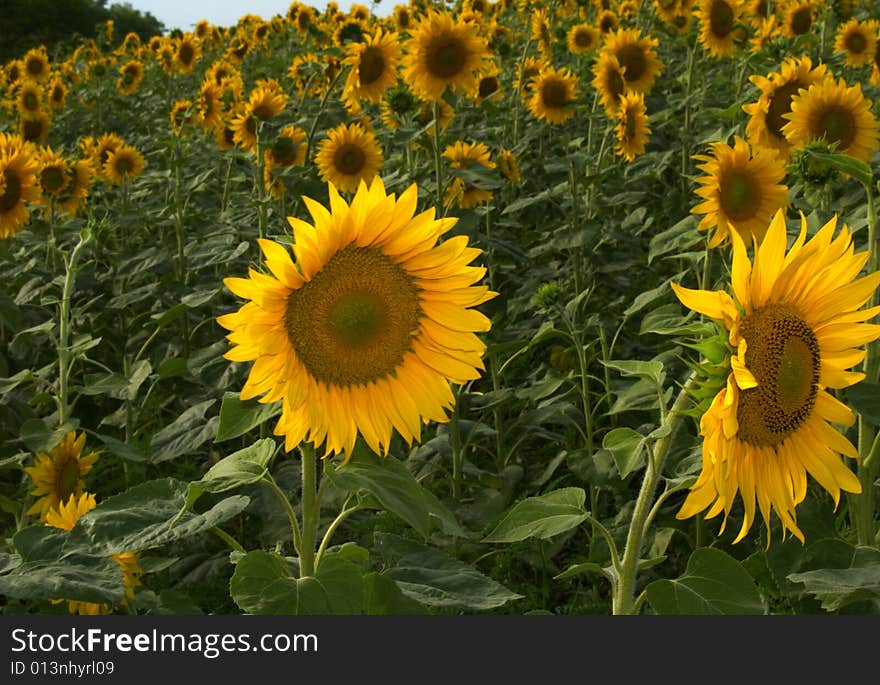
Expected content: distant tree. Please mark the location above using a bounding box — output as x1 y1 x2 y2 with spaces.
0 0 164 64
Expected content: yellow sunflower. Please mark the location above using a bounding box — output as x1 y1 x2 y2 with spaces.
46 492 142 615
782 78 880 163
394 6 412 32
170 99 201 134
527 65 578 124
103 144 145 185
603 28 663 94
874 28 880 86
116 60 144 96
750 16 781 52
22 47 51 82
567 24 600 55
402 10 490 101
20 111 51 145
497 148 522 183
343 28 402 106
266 125 307 168
24 431 98 519
0 133 41 239
36 147 70 202
174 34 201 73
743 55 831 159
671 210 880 544
517 56 544 93
697 0 742 58
782 0 816 37
596 9 619 34
230 104 259 152
218 177 495 458
834 19 877 68
692 136 790 248
246 84 287 122
16 81 44 119
57 159 93 217
314 122 384 193
48 78 67 110
442 140 497 208
592 52 630 114
614 92 651 162
197 79 224 131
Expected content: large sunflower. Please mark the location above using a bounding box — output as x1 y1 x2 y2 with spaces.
219 177 495 458
692 136 789 248
528 65 578 124
314 123 383 193
0 133 41 239
697 0 742 58
614 92 651 162
603 28 663 94
671 210 880 543
402 11 490 101
743 56 831 159
781 78 880 163
834 19 877 68
24 431 98 520
343 28 402 106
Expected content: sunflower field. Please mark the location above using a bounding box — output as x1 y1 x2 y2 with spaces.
1 0 880 619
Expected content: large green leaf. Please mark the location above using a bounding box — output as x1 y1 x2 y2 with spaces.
602 428 646 478
65 478 250 556
646 547 765 615
0 553 125 604
196 438 276 494
482 487 588 543
601 359 665 387
376 533 522 611
788 546 880 612
215 392 282 442
150 399 218 463
362 572 428 615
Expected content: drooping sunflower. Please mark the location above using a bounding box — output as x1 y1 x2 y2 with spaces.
20 110 50 145
0 133 40 238
442 140 497 208
46 492 142 615
567 24 600 55
743 56 831 159
497 148 522 183
614 92 651 162
782 0 816 37
692 136 790 247
103 144 145 185
527 65 578 124
592 52 629 114
314 123 383 193
218 177 495 458
531 8 554 58
343 28 402 107
24 431 98 520
516 56 544 93
265 125 307 168
48 78 67 109
22 47 51 82
603 28 663 94
116 60 144 96
170 99 201 134
834 19 877 68
415 97 455 137
402 11 490 101
697 0 743 58
475 71 502 104
781 78 880 163
671 210 880 544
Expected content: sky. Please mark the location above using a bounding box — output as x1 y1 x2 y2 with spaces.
120 0 394 33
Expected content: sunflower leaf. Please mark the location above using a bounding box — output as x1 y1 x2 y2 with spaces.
215 391 282 442
482 487 588 542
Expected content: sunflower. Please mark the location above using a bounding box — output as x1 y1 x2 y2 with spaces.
603 28 663 94
782 0 815 37
36 147 70 201
19 108 50 144
334 19 367 46
527 65 578 124
246 84 287 122
873 26 880 86
517 56 544 93
0 134 40 239
266 125 307 168
57 159 93 216
314 123 383 193
834 19 877 68
48 78 67 109
781 78 880 163
394 6 412 31
614 92 651 162
692 136 790 247
46 492 142 615
219 177 495 457
229 104 259 152
24 432 98 520
116 60 143 96
475 70 503 103
22 47 51 82
402 11 490 101
567 24 600 55
175 35 201 73
88 132 125 176
415 97 455 137
531 9 554 58
197 79 224 131
697 0 742 57
497 148 521 183
17 81 44 118
750 16 780 52
170 99 201 133
596 9 619 34
592 52 630 114
103 144 145 185
343 28 402 107
443 140 497 208
743 56 831 159
671 210 880 544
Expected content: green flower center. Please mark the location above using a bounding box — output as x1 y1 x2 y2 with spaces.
815 105 856 151
719 171 761 221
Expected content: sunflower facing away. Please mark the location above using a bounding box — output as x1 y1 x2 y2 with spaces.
614 92 651 162
24 431 98 520
781 78 880 163
46 492 142 615
314 122 384 193
527 65 578 124
693 136 789 248
402 11 490 100
671 210 880 543
219 177 496 458
0 133 41 239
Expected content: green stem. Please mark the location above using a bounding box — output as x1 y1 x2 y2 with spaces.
432 99 445 212
261 474 302 558
314 500 364 569
56 229 91 427
450 386 463 498
613 372 697 615
304 68 344 165
680 42 698 194
211 526 247 553
254 122 267 240
299 442 318 577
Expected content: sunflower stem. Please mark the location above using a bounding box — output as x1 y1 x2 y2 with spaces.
314 499 364 570
431 99 445 212
680 41 698 196
261 474 303 561
450 385 464 499
304 68 345 166
299 442 319 577
254 121 267 240
613 371 697 615
211 526 246 554
57 227 92 428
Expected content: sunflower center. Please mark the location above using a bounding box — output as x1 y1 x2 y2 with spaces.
427 36 468 79
114 156 134 176
616 44 647 83
333 143 367 175
359 46 386 86
478 75 499 98
0 169 22 211
251 101 277 121
815 105 856 150
41 166 66 193
284 245 421 387
844 31 867 54
178 43 195 65
574 29 594 48
23 91 39 111
709 0 735 37
719 171 761 221
541 78 568 109
56 457 81 502
26 57 44 77
766 79 805 140
271 136 299 165
21 118 44 143
736 303 820 447
789 8 812 35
